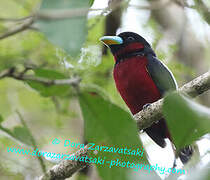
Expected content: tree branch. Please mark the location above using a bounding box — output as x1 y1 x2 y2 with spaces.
0 15 33 22
0 18 34 40
39 145 90 180
0 68 81 86
37 71 210 180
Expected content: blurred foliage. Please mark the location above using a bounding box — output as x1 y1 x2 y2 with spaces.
0 0 209 180
27 68 72 97
38 0 90 57
163 93 210 152
194 0 210 25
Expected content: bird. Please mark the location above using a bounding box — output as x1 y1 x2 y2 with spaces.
99 31 193 164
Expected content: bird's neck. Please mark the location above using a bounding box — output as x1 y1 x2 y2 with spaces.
114 50 146 65
114 48 156 65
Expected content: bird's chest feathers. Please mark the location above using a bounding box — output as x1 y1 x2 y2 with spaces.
113 57 161 114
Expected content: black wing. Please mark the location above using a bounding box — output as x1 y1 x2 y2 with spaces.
144 55 178 147
146 54 178 96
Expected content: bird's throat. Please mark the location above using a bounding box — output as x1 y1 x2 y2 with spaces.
114 50 145 65
113 42 145 64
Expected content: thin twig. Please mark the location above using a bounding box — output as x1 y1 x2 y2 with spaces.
0 15 33 22
0 18 34 40
0 67 81 86
16 111 46 173
51 96 61 113
15 75 81 86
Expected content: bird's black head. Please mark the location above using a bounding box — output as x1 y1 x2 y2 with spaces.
100 32 154 61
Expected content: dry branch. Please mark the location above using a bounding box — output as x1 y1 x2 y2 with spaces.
39 146 90 180
0 18 34 40
0 15 33 22
0 68 81 86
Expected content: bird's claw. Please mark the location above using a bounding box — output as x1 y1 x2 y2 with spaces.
143 103 151 110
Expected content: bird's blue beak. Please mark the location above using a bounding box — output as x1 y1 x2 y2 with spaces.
99 36 123 46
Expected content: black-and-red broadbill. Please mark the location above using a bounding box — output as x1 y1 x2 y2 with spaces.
100 31 193 164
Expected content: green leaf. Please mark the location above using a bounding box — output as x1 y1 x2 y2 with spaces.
163 92 210 152
38 0 90 57
89 0 95 6
79 92 147 180
0 125 32 146
13 126 32 146
27 69 71 97
34 68 67 79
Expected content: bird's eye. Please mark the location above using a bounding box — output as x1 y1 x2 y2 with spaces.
127 36 135 41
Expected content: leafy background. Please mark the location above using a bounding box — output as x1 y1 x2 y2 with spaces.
0 0 209 180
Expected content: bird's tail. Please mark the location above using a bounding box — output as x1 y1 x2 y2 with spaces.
178 145 194 164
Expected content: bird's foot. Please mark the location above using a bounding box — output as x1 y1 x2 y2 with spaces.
143 103 151 110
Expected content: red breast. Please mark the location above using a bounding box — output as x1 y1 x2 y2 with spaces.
113 56 161 115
